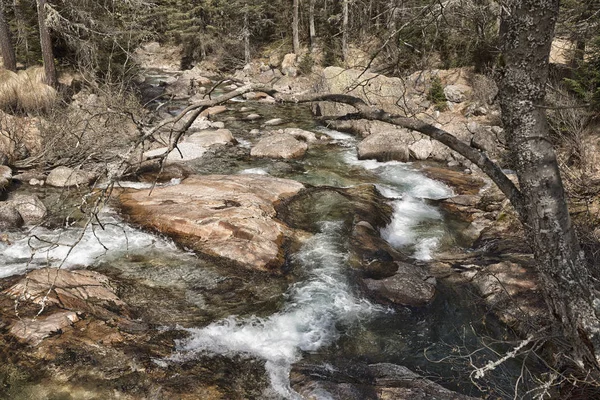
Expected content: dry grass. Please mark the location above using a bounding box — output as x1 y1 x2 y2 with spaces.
0 70 19 110
0 67 58 113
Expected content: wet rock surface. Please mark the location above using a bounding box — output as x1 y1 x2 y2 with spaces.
291 361 479 400
119 174 304 271
363 262 437 307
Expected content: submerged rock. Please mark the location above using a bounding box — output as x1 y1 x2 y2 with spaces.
251 134 308 159
362 262 436 307
349 221 403 279
291 361 478 400
119 174 304 271
278 185 392 233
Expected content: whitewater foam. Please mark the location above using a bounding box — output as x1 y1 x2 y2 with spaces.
169 222 384 398
0 212 178 279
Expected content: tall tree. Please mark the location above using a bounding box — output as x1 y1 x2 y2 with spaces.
0 0 16 71
292 0 300 54
341 0 349 61
36 0 56 86
308 0 316 52
498 0 600 369
243 5 250 63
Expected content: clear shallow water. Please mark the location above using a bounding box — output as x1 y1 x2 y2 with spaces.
165 119 457 398
318 126 453 261
0 92 522 399
170 222 387 399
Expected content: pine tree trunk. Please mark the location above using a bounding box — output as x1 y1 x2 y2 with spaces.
243 10 250 64
0 0 16 71
292 0 300 54
309 0 316 52
36 0 56 87
341 0 348 62
499 0 600 369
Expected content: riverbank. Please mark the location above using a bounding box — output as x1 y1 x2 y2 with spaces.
0 47 563 399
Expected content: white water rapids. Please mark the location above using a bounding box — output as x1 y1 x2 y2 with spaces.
0 213 179 279
168 128 454 398
170 222 384 398
0 124 455 398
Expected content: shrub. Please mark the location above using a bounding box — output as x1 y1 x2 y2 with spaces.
427 76 448 111
298 53 314 75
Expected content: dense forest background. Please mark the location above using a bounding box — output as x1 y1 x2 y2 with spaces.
0 1 596 85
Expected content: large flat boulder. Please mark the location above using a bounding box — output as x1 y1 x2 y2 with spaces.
119 175 304 271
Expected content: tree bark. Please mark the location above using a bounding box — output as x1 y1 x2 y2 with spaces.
308 0 316 52
36 0 56 87
498 0 600 369
243 8 250 64
341 0 349 62
0 0 16 71
292 0 300 54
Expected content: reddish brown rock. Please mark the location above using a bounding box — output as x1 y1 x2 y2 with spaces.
119 174 304 271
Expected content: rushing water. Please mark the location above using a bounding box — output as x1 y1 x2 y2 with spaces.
166 117 457 398
0 79 522 399
0 212 179 279
171 222 386 398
